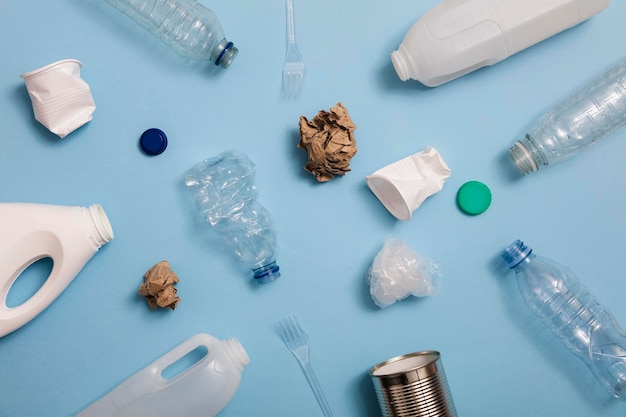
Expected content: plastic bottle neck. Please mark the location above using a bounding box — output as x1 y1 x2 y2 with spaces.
391 46 413 82
212 39 238 69
508 135 548 175
501 240 536 272
85 204 114 248
225 338 250 369
252 261 281 285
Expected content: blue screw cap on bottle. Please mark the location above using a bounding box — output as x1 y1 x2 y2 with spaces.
140 128 168 155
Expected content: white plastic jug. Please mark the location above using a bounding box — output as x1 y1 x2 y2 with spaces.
0 203 114 337
391 0 610 87
77 333 250 417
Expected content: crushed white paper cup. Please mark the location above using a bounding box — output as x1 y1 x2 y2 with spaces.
366 146 451 220
21 59 96 138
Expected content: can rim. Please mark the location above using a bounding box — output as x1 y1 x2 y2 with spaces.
369 350 440 377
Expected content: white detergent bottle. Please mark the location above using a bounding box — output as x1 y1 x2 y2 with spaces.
76 333 250 417
0 203 114 337
391 0 610 87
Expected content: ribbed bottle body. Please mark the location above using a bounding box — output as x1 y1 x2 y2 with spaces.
502 240 626 398
509 61 626 174
105 0 237 67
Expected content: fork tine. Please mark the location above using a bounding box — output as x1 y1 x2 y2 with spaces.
283 78 290 99
290 315 302 337
288 77 296 98
297 75 303 95
281 76 290 99
284 315 300 340
279 315 296 341
289 77 295 97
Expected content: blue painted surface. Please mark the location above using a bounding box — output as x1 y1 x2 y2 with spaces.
1 1 625 416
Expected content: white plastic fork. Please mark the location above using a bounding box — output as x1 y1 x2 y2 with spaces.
282 0 305 99
279 315 334 417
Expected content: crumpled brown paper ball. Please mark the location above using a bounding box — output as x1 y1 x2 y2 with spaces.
298 102 357 182
138 260 180 310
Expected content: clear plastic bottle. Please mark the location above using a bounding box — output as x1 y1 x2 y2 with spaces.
509 60 626 175
184 150 280 284
501 240 626 398
104 0 238 68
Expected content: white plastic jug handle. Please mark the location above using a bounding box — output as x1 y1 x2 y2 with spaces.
149 333 220 382
0 232 71 337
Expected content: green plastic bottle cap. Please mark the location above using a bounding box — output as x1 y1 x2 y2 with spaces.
457 181 492 215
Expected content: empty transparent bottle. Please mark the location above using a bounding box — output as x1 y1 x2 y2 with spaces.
185 150 280 284
509 60 626 175
501 240 626 398
104 0 238 68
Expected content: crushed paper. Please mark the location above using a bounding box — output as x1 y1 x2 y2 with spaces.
138 260 180 310
298 102 358 182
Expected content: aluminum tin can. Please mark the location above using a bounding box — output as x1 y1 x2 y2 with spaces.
369 350 457 417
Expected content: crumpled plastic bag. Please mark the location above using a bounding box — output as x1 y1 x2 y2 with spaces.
367 238 440 308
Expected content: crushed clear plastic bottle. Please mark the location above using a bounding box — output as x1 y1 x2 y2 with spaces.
104 0 238 68
509 60 626 175
184 150 280 284
501 240 626 399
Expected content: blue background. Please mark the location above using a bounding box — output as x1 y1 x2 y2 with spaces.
1 0 626 416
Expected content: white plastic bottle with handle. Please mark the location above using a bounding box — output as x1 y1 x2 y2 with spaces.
0 203 114 338
76 333 250 417
391 0 610 87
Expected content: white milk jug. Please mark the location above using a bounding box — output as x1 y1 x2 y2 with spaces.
77 333 250 417
391 0 610 87
0 203 114 337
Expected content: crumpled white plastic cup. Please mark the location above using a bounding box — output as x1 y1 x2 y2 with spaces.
366 146 451 220
21 59 96 138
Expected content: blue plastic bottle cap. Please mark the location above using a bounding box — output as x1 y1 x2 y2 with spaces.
140 128 168 155
456 181 492 215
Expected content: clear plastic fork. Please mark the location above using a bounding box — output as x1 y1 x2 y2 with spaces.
279 315 334 417
282 0 305 99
